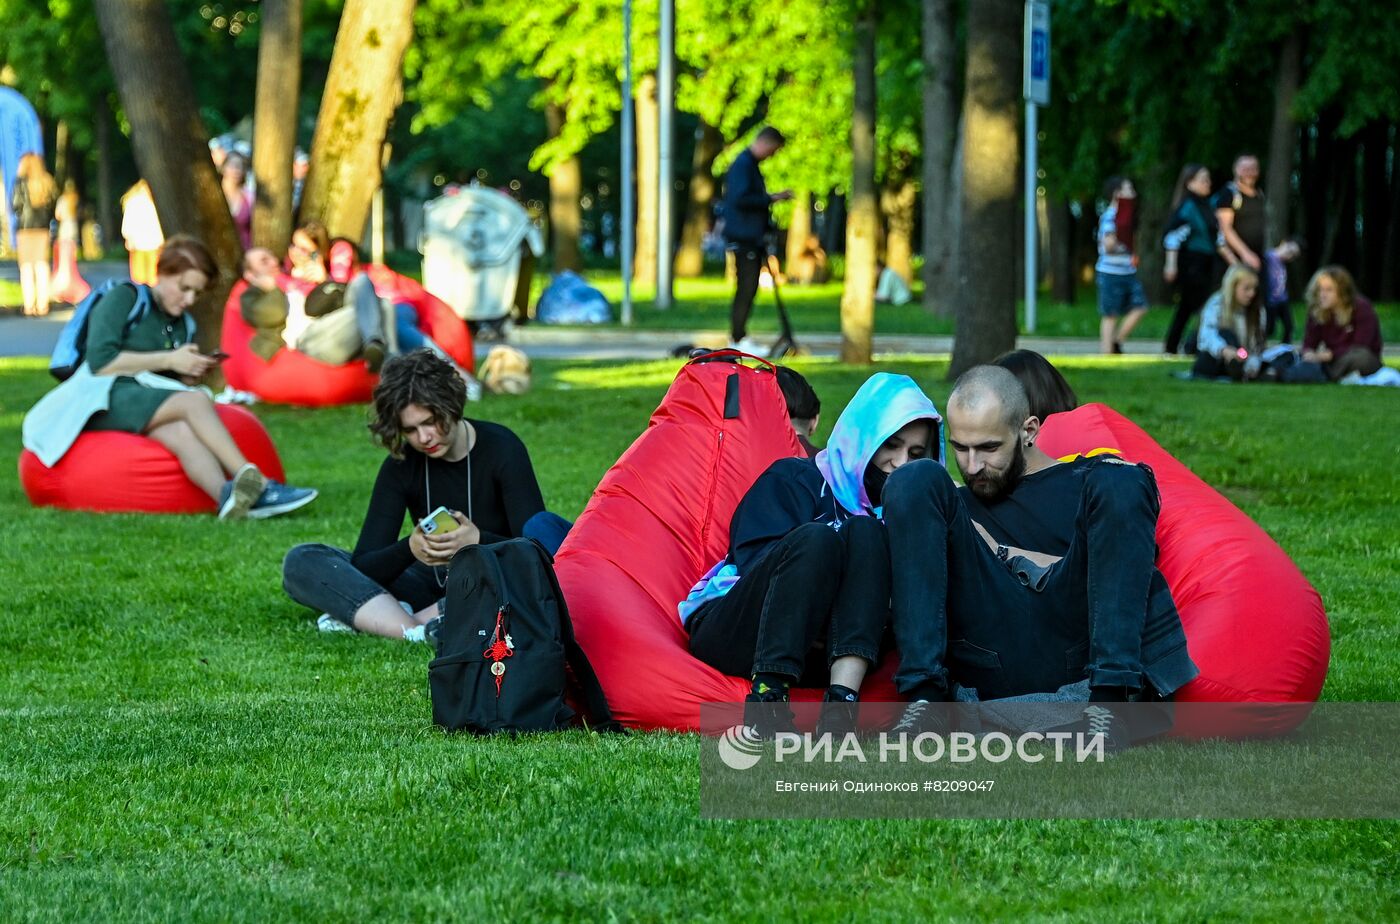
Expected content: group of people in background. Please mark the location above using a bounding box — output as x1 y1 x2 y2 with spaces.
1097 153 1387 384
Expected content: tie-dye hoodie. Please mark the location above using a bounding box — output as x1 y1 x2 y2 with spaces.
678 373 942 624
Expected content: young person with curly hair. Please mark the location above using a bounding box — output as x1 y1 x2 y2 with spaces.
1291 266 1383 382
282 349 561 641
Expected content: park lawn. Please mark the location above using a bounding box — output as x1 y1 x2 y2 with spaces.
516 268 1400 344
2 355 1398 921
1 278 22 307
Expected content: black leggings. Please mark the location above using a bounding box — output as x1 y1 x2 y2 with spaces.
1164 251 1214 355
687 517 891 683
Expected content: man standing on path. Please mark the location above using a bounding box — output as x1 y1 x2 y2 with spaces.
722 126 791 354
1214 154 1268 275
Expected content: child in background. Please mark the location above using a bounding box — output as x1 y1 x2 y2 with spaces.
1095 176 1149 354
1262 238 1303 344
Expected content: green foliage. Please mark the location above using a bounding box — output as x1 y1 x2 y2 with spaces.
1 355 1399 917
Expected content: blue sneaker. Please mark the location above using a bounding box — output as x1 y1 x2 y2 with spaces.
247 481 318 519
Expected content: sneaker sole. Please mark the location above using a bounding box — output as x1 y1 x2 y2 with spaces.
219 464 264 521
247 488 319 520
316 613 355 633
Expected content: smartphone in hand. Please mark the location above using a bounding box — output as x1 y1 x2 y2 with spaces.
420 505 459 535
205 350 231 362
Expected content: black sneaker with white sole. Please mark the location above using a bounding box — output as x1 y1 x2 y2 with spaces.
888 700 950 739
744 688 798 740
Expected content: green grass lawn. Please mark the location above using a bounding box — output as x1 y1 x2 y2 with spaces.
521 270 1400 345
2 355 1398 920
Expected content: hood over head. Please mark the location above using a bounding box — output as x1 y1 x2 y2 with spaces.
814 372 943 516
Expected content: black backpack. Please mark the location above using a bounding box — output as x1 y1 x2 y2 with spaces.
429 538 622 735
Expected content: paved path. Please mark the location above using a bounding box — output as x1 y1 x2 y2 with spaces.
2 262 1163 361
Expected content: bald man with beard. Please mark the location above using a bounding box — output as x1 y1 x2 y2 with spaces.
881 365 1198 750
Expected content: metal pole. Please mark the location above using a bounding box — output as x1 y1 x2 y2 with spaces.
1024 101 1037 335
620 0 634 325
656 0 675 309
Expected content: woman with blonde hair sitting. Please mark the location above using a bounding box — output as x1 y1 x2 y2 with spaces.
1283 266 1383 383
1192 264 1267 381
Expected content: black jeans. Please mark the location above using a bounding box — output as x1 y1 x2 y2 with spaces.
1164 251 1214 354
687 517 891 683
1265 299 1295 344
729 244 764 341
1192 329 1246 380
884 459 1196 701
282 543 444 625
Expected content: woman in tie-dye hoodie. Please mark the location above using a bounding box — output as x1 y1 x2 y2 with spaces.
680 373 943 736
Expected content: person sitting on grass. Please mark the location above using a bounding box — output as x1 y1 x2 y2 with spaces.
679 372 944 738
282 349 565 641
23 236 316 520
1193 264 1266 381
882 366 1198 752
1282 265 1384 384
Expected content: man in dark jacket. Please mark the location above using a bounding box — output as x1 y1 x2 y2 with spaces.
722 126 791 352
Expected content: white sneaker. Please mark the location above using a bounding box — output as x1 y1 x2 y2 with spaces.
729 337 766 356
316 613 354 633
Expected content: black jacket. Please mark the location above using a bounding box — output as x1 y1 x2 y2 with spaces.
721 149 772 246
728 457 840 574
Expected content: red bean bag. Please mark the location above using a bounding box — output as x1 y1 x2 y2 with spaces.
18 404 285 514
554 357 905 731
557 369 1329 734
220 267 474 406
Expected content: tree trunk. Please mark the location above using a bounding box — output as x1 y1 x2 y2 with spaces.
841 3 878 365
93 0 241 349
302 0 415 240
1321 136 1357 267
633 73 658 289
1381 127 1400 300
95 97 114 258
54 120 70 188
252 0 302 256
949 0 1019 380
1359 120 1389 295
822 191 846 254
881 175 917 283
921 0 957 314
676 118 722 277
1048 196 1075 303
1266 30 1302 248
544 102 582 273
785 189 812 277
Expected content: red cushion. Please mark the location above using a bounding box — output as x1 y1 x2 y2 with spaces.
554 359 904 731
1038 404 1330 732
220 267 474 406
18 405 285 514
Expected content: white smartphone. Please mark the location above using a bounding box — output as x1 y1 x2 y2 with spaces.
420 505 459 535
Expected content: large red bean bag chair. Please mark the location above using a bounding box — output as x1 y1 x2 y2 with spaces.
1039 404 1328 737
557 366 1329 734
554 357 904 731
220 267 474 406
18 404 285 514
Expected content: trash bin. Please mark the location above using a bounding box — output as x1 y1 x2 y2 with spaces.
420 186 544 324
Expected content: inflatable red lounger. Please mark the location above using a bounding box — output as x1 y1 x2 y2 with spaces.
19 404 285 515
1039 404 1329 735
220 267 474 406
557 364 1329 735
553 355 902 731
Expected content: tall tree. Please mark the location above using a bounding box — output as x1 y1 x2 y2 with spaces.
633 73 660 289
1266 30 1302 249
301 0 415 240
93 0 241 348
675 118 723 277
921 0 958 313
252 0 302 255
842 3 879 365
949 0 1019 379
544 101 582 272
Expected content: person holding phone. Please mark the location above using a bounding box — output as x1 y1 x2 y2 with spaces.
23 236 317 520
282 349 564 641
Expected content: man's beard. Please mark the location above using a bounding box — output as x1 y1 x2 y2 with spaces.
964 441 1027 502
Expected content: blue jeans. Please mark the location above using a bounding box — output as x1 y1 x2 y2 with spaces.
883 458 1197 701
1096 270 1147 317
522 511 572 557
394 303 427 352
